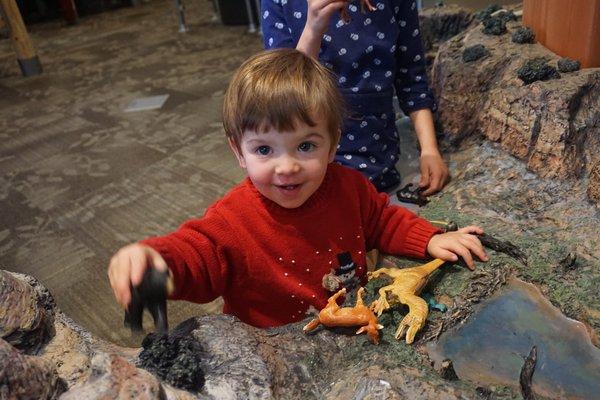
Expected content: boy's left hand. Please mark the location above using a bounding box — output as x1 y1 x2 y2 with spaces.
426 226 488 270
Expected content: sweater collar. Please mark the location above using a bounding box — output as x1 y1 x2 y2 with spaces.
244 164 335 217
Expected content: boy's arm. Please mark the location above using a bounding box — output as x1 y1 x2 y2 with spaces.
140 208 236 304
261 0 295 49
358 173 441 258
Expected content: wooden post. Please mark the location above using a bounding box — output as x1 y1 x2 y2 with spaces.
523 0 600 68
0 0 43 76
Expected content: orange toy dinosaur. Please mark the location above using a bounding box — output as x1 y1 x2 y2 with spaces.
303 287 383 344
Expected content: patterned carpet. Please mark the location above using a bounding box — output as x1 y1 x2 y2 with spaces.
0 0 262 346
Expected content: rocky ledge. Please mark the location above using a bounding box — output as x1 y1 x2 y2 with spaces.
430 6 600 205
1 268 495 399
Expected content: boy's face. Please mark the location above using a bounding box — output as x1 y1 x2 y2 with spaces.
231 116 337 209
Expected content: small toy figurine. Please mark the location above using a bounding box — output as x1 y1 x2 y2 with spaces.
396 183 429 206
303 287 383 344
368 258 446 344
321 251 361 293
124 268 174 334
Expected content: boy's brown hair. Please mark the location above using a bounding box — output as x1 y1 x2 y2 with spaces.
223 48 345 151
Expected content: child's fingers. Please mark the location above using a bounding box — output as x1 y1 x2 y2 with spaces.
460 233 482 249
112 252 132 308
419 167 446 196
312 0 347 12
457 225 484 235
452 244 475 270
129 245 167 286
129 248 148 287
148 248 168 272
322 1 349 16
461 235 488 261
433 248 459 263
430 168 447 192
419 163 431 190
107 259 118 302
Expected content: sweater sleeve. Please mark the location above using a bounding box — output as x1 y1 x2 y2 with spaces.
140 206 238 304
261 0 295 49
356 172 441 258
393 0 436 114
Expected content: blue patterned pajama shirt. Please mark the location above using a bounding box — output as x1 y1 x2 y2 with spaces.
261 0 436 191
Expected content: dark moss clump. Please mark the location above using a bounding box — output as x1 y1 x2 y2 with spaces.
497 10 517 23
482 16 507 35
557 58 581 73
138 333 205 391
517 58 560 84
474 4 501 21
463 44 489 63
512 27 535 44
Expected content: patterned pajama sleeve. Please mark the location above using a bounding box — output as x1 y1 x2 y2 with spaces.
261 0 295 49
394 0 436 114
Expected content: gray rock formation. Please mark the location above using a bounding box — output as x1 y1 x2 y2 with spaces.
0 270 474 399
0 271 55 353
0 338 66 399
419 5 474 65
61 353 165 400
430 11 600 205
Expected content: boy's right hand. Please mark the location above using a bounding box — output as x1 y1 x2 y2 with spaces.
107 243 168 309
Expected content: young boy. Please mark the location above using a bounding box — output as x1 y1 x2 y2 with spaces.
108 49 487 329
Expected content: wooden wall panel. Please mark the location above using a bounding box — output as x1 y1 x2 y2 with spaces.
523 0 600 68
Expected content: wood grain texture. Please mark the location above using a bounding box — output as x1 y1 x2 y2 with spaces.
523 0 600 67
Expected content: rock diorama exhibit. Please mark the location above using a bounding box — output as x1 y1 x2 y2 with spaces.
1 2 599 399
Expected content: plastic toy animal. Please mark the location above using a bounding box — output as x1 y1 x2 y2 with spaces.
368 258 446 344
124 268 174 334
303 287 383 344
341 0 376 22
396 183 429 206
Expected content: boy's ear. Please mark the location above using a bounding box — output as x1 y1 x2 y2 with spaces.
228 138 247 169
329 129 341 162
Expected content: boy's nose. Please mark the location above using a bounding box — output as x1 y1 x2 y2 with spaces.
275 156 300 175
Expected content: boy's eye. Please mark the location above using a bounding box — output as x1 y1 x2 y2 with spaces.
298 142 315 152
255 145 271 155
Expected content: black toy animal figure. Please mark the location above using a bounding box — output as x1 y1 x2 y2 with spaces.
396 183 429 206
124 268 173 333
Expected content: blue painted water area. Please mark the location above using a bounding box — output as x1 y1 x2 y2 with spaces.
427 278 600 399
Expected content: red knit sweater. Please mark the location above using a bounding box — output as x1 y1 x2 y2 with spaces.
142 164 440 328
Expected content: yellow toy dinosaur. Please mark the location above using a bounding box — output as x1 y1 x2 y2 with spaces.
368 258 446 344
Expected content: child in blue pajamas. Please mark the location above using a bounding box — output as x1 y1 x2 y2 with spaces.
261 0 448 193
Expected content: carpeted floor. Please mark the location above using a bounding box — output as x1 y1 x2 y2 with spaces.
1 0 262 346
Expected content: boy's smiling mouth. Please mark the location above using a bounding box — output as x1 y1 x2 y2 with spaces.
275 183 302 191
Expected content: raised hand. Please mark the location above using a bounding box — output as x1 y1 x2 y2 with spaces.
107 243 168 309
305 0 350 36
